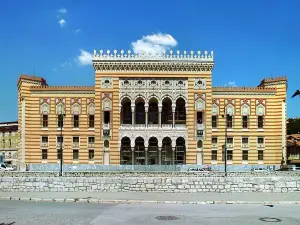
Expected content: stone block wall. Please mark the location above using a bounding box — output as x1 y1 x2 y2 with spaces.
0 172 300 193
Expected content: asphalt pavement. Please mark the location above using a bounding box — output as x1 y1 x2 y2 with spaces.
1 200 300 225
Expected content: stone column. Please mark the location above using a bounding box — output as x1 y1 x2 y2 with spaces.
172 146 175 165
158 105 162 128
145 147 148 166
145 105 148 128
158 142 162 165
131 105 135 127
172 104 176 128
131 141 135 165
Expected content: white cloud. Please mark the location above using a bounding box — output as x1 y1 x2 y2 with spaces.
77 49 93 66
75 29 82 34
132 33 178 54
61 61 71 68
58 19 66 27
57 8 67 14
225 81 237 87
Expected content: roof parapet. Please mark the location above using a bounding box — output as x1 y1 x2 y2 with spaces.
212 86 277 93
93 49 214 62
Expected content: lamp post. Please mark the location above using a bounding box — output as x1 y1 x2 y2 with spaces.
58 113 65 176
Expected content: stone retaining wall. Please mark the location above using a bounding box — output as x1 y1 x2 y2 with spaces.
0 172 300 193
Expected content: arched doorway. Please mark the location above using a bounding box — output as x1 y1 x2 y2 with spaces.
162 97 172 125
161 137 173 165
121 97 132 124
134 137 145 165
135 98 145 124
148 98 158 125
148 137 159 165
175 98 186 125
175 137 186 164
120 137 132 165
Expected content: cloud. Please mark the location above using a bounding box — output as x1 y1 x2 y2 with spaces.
57 8 67 14
75 29 82 34
132 33 177 54
77 49 93 66
58 19 66 27
225 81 237 87
61 61 71 68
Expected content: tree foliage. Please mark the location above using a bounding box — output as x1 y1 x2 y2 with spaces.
287 118 300 134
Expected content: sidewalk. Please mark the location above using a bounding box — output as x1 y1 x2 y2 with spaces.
1 191 300 204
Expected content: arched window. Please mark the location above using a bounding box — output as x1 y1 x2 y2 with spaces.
197 140 203 149
241 104 250 129
104 140 109 148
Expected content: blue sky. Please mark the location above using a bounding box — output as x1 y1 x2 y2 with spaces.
0 0 299 121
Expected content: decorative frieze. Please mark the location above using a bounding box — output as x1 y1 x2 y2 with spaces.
194 78 206 90
101 77 113 89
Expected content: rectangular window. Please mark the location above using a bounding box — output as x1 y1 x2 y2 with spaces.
104 111 110 124
89 149 94 160
57 149 62 160
212 115 217 128
258 150 264 161
9 139 11 147
258 116 264 128
197 112 203 124
88 136 95 144
242 116 248 128
227 137 233 144
211 150 217 161
258 137 264 144
42 136 48 143
57 136 64 144
227 150 233 160
73 150 79 160
73 136 80 144
73 115 79 128
57 115 63 128
42 149 48 160
212 137 218 144
89 115 95 128
242 137 248 144
43 115 48 128
226 115 233 128
242 151 248 161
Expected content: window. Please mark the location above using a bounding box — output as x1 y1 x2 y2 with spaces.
212 116 217 128
73 150 79 160
42 115 48 128
242 137 248 144
88 137 95 144
257 137 264 144
42 136 48 143
57 136 64 144
9 139 11 147
258 116 264 128
89 150 94 160
211 150 217 160
104 140 110 148
89 115 95 128
242 116 248 128
57 149 62 160
42 149 48 160
227 150 233 160
73 115 79 128
227 137 233 144
73 137 79 144
212 137 218 144
226 115 233 128
197 140 203 148
242 151 248 161
104 111 110 124
258 150 264 161
197 112 203 124
57 115 63 128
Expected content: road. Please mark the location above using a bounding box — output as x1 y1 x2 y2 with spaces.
0 201 300 225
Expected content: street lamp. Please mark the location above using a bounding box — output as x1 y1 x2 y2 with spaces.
58 113 65 176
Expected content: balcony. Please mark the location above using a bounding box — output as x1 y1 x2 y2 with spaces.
241 143 249 149
197 124 204 130
226 143 234 148
257 143 265 148
40 142 48 148
119 123 187 130
148 124 159 129
212 143 218 149
161 124 172 129
103 123 110 129
56 143 64 148
288 155 300 160
88 142 95 148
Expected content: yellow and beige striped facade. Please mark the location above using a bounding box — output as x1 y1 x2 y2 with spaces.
17 50 287 170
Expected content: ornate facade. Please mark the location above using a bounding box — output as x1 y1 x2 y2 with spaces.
0 121 18 166
17 50 287 170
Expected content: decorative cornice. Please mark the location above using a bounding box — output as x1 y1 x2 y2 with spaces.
212 86 276 93
29 86 95 91
17 74 47 87
93 49 214 72
93 49 214 61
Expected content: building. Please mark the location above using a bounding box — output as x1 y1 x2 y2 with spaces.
17 50 287 171
0 121 18 166
287 134 300 166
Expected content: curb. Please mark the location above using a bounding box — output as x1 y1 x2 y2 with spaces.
1 196 300 205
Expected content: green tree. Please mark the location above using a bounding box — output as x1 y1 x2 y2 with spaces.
287 118 300 134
